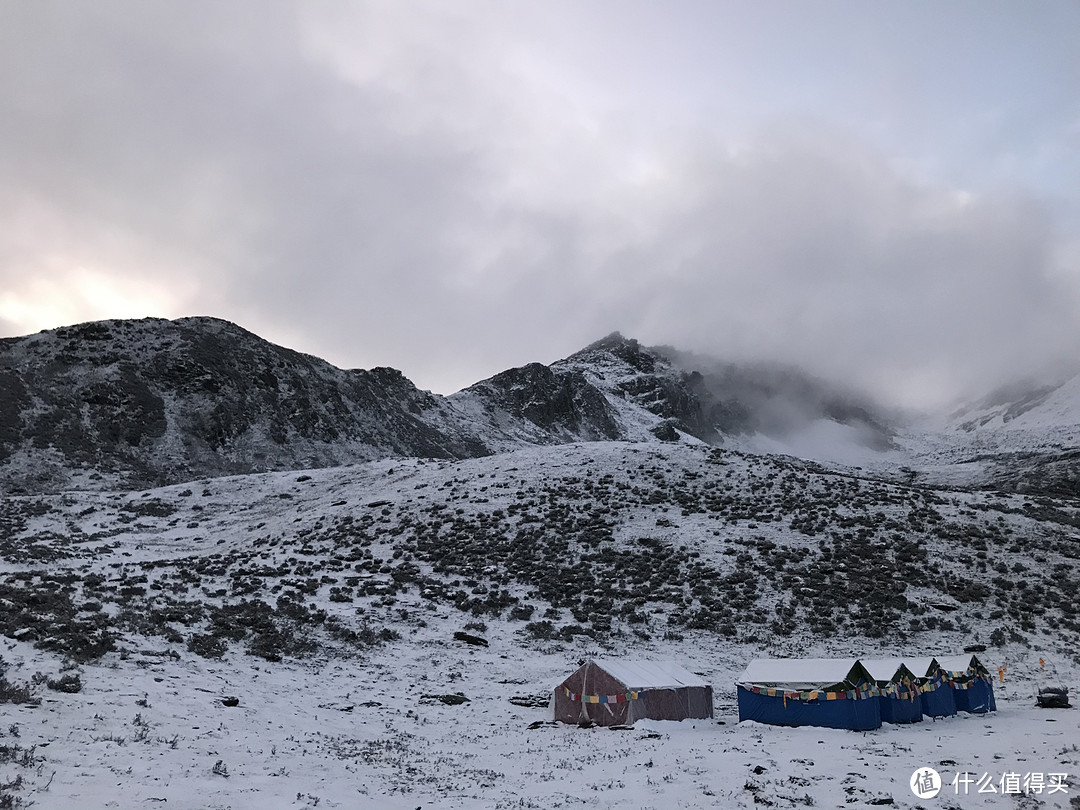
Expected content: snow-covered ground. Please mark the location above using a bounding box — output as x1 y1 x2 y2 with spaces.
2 630 1077 809
1 441 1077 808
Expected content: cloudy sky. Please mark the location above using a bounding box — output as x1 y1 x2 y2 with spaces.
1 1 1078 409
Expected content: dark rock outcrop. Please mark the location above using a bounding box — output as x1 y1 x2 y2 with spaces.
457 362 623 443
0 317 492 491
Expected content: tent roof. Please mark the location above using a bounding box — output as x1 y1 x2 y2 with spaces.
936 654 986 675
589 659 709 690
900 658 941 679
737 658 869 690
861 658 919 683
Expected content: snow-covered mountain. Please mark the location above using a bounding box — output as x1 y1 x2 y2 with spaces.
895 373 1080 497
453 333 731 448
2 317 1078 498
949 375 1080 434
0 317 494 492
0 319 899 493
4 316 1079 498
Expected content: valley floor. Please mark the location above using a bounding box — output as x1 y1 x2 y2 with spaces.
2 629 1077 809
1 442 1077 808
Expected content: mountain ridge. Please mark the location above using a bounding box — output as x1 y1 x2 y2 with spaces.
1 316 1077 497
0 317 884 492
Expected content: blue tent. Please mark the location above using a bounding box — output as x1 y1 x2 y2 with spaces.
736 659 881 731
904 658 957 718
938 655 997 714
863 659 923 724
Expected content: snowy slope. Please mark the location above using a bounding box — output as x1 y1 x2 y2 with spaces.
949 375 1080 436
885 373 1080 495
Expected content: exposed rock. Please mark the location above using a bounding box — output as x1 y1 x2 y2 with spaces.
421 693 469 705
650 421 680 442
318 702 355 712
453 631 488 647
508 694 548 708
456 362 623 443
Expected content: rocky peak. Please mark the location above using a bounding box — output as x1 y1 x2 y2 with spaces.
571 332 657 373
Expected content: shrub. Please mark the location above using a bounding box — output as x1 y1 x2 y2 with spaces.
46 674 82 693
247 625 315 662
0 660 34 706
508 605 535 621
187 633 228 659
523 620 556 640
0 678 33 706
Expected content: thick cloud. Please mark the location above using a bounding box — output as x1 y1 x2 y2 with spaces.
1 1 1077 410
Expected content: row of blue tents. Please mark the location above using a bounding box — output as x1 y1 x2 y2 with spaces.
736 655 996 730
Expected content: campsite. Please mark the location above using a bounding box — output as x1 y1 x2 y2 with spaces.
0 439 1077 808
2 616 1076 809
556 653 997 732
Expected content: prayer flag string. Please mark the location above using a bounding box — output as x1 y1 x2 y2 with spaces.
563 686 640 704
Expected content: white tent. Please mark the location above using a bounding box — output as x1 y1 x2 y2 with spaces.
737 658 868 690
592 658 710 689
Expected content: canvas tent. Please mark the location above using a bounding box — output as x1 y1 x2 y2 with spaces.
553 659 713 726
862 659 923 724
902 658 957 718
937 654 997 714
736 659 881 730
